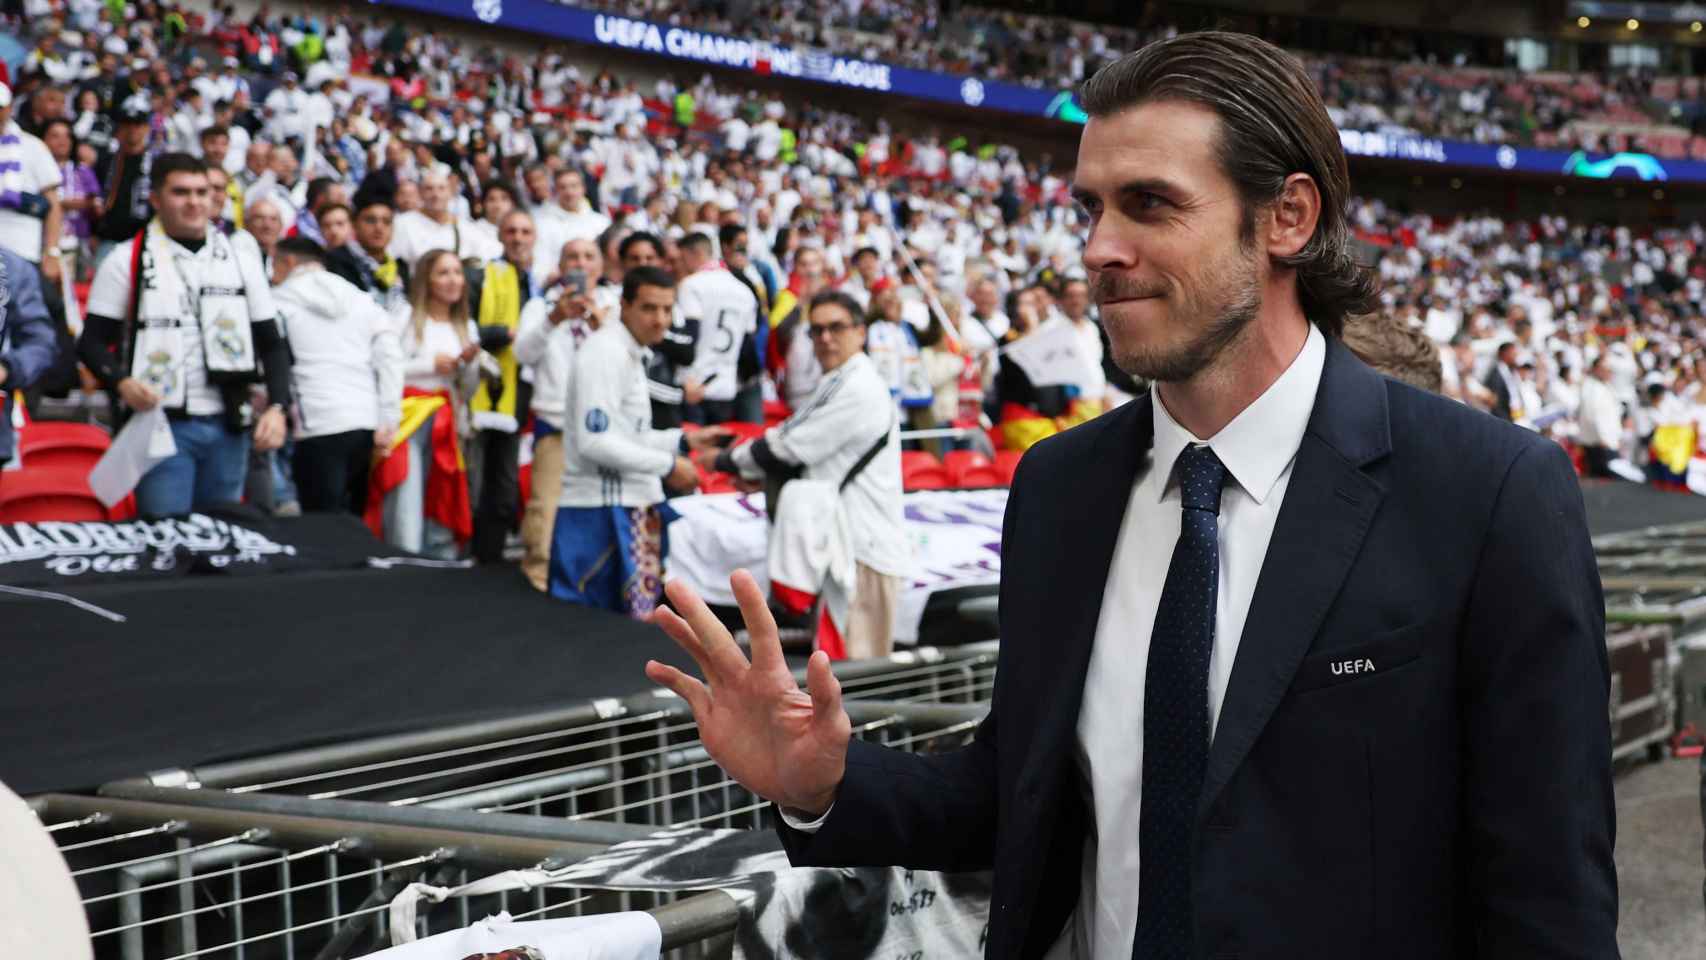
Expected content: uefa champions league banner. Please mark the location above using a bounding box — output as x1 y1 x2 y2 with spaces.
373 0 1083 121
665 489 1005 644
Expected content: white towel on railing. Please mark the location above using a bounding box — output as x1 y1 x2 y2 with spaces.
370 898 660 959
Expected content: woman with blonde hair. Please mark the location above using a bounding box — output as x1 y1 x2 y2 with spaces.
365 248 482 558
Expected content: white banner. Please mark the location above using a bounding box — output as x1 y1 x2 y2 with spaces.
999 317 1095 389
665 489 1005 643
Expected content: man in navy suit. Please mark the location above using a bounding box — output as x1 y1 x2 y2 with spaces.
646 32 1617 960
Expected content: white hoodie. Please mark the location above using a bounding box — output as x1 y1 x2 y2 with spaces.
272 265 404 440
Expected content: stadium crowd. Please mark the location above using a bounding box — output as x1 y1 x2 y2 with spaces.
572 0 1706 159
1 0 1706 649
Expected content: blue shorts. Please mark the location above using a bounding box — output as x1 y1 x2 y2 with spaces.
547 504 667 619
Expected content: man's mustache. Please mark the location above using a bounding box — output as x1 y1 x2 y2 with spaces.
1091 274 1168 304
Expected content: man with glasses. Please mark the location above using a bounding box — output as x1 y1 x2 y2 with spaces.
712 290 911 659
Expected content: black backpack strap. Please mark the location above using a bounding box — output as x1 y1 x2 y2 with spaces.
840 415 893 492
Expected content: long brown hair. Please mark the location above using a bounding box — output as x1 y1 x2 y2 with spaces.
1078 31 1379 337
406 248 472 350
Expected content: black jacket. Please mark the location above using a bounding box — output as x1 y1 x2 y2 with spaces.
94 150 153 243
780 338 1617 959
325 244 411 300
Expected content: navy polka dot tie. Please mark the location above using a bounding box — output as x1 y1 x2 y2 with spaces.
1133 443 1228 960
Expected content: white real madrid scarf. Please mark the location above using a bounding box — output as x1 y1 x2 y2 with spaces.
128 221 256 409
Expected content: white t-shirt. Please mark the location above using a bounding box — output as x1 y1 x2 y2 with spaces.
723 116 751 152
395 310 479 395
0 124 60 263
753 121 783 163
86 230 277 416
532 205 612 272
679 267 760 403
388 210 502 269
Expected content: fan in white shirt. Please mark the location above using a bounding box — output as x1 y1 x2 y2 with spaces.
676 233 760 416
389 164 501 269
532 168 612 272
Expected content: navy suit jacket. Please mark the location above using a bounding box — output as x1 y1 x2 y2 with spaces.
779 337 1619 959
0 248 59 462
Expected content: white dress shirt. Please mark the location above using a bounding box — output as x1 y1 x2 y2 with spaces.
1058 323 1324 960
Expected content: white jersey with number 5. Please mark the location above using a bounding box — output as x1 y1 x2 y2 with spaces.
679 266 759 402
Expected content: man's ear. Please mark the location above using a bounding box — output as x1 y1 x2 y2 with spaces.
1266 173 1321 260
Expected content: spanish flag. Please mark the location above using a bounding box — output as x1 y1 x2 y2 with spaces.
365 388 473 546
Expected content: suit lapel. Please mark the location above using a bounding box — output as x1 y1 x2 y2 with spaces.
1024 393 1154 779
1197 341 1391 819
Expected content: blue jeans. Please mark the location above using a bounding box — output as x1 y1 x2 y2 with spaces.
135 415 252 516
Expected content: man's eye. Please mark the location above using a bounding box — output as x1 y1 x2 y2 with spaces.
1137 193 1165 211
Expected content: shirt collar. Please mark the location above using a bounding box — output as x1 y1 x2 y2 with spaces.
614 317 649 361
1148 323 1326 507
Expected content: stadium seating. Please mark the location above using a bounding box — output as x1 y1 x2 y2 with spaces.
994 450 1025 486
0 468 111 522
17 422 110 474
955 465 1005 489
901 451 953 490
942 449 991 477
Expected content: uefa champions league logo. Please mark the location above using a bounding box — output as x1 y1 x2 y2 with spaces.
473 0 502 23
1496 145 1517 170
960 77 985 107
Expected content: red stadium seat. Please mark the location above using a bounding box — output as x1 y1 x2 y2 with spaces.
955 465 1005 489
942 450 991 483
901 450 941 474
0 467 110 522
903 464 953 491
18 421 111 473
993 450 1025 485
902 452 950 490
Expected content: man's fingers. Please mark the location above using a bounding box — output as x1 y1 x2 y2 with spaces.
644 660 710 716
664 578 749 675
805 650 846 736
730 569 785 673
649 605 720 680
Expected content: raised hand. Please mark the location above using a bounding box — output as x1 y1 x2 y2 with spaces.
645 571 851 819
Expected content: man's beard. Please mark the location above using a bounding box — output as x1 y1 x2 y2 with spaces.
1098 247 1261 383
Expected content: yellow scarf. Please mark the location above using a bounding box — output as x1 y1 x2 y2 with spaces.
471 260 523 419
374 255 400 291
228 179 246 230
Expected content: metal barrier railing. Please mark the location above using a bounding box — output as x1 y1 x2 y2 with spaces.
830 641 997 705
1593 520 1706 557
113 647 996 835
34 793 739 960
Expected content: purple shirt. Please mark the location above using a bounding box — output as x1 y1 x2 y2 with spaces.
58 160 98 240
